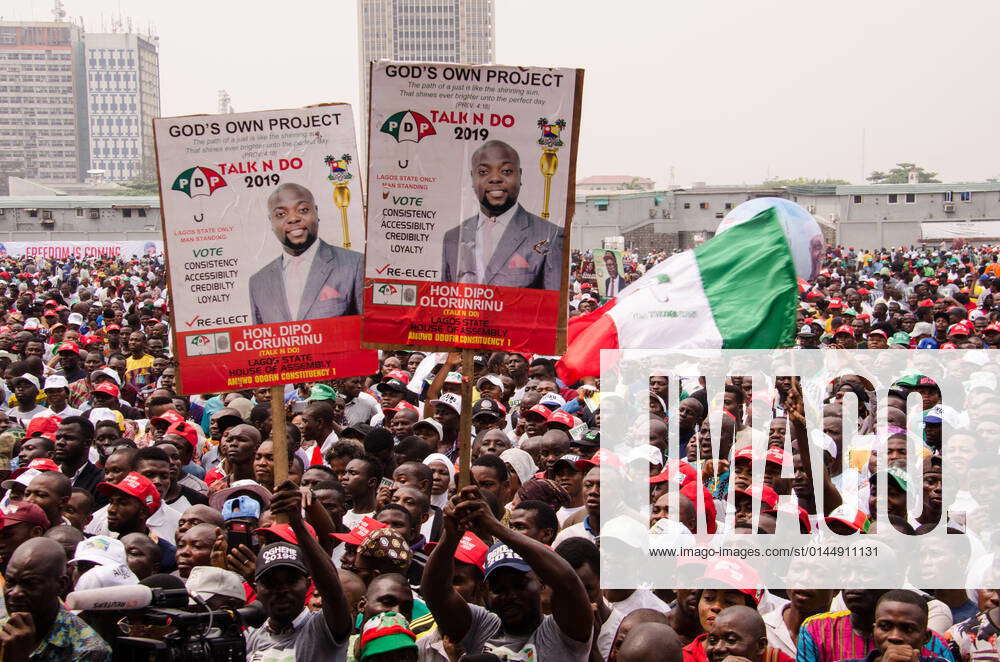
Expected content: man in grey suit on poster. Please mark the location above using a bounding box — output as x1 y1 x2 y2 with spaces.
441 140 563 290
248 182 363 325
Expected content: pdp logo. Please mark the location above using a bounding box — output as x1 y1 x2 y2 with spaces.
171 166 227 198
380 110 436 143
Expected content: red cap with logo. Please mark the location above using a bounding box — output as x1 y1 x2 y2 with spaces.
93 381 120 398
834 324 855 337
255 521 318 546
96 472 161 515
24 416 60 441
383 370 411 385
331 516 388 546
57 341 80 355
151 410 185 427
524 405 552 421
547 410 575 429
164 420 199 448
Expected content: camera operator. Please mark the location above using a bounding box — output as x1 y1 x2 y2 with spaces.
246 480 351 660
0 537 112 661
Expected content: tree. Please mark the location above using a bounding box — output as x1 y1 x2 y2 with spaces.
119 180 160 195
759 177 849 188
866 163 941 184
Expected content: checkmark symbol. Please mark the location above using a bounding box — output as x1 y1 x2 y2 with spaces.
185 315 201 327
376 264 390 274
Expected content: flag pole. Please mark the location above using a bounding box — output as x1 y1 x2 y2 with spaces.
456 349 475 488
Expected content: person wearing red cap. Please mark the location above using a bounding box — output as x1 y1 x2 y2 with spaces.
0 502 49 572
54 341 87 383
96 471 177 574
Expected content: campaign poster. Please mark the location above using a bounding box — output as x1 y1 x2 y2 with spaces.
153 106 377 395
0 241 162 259
592 249 624 298
363 62 583 354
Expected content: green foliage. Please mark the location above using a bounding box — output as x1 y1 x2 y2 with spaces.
867 163 941 184
759 177 849 188
119 180 160 195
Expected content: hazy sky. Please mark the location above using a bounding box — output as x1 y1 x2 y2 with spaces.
6 0 1000 187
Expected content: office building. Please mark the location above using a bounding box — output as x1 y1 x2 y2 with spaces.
83 31 161 182
0 21 88 183
357 0 494 130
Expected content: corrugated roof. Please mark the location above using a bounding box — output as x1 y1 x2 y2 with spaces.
0 196 160 209
577 175 654 185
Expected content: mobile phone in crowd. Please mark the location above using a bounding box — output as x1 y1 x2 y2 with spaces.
226 521 259 555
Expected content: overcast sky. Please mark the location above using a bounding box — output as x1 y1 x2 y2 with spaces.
6 0 999 187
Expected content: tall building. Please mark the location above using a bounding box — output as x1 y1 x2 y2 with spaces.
83 31 161 182
357 0 495 130
0 21 88 183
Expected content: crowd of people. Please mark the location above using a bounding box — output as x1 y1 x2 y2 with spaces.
0 242 993 662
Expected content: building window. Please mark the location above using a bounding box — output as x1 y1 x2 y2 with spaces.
122 208 132 218
724 202 733 210
683 202 691 209
943 191 953 202
853 195 862 204
961 191 972 202
699 202 709 209
75 207 82 216
27 209 37 218
888 194 898 204
595 203 607 211
138 209 147 218
905 193 915 203
715 212 724 219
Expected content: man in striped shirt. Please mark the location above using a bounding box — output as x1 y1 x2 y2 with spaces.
798 590 955 662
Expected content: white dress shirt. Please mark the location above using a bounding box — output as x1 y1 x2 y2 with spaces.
473 203 520 283
281 239 320 320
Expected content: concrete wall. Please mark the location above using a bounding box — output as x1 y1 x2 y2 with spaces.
0 204 160 240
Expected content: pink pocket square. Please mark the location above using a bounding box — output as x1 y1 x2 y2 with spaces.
319 285 341 301
507 253 531 269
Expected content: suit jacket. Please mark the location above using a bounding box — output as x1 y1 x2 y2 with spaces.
440 205 563 290
248 239 363 325
604 275 627 296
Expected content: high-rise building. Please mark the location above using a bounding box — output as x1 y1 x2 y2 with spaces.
0 21 88 183
357 0 494 129
83 31 160 182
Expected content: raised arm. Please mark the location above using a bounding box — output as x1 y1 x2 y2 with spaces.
419 492 473 642
786 379 841 515
270 480 351 640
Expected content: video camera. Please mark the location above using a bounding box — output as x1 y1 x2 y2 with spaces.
112 602 265 662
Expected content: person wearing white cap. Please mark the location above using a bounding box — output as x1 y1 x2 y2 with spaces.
428 393 461 459
5 372 46 426
185 566 246 610
68 535 128 585
40 374 82 419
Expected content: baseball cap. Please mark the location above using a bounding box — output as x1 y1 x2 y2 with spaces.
88 407 124 430
185 566 246 603
97 472 161 515
2 502 50 529
523 404 552 421
24 416 60 441
869 465 909 492
93 381 120 398
430 393 461 415
42 375 68 391
424 530 490 573
222 495 262 521
797 325 816 337
550 454 583 474
915 339 938 350
828 298 844 309
910 322 934 338
984 322 1000 334
833 324 855 337
331 516 389 546
308 384 337 401
255 521 317 546
471 398 503 420
377 378 408 395
255 542 308 581
411 418 443 439
947 323 970 337
649 459 697 487
917 298 935 308
17 458 60 475
476 374 503 390
74 563 139 591
209 479 272 511
1 468 40 490
889 332 911 346
698 558 763 604
735 485 779 510
150 409 185 428
358 612 417 660
575 429 600 448
164 420 198 448
106 324 121 332
67 312 84 326
538 392 567 409
867 329 888 339
69 535 126 567
443 371 463 385
484 542 532 579
92 367 121 386
547 410 575 430
12 374 40 391
57 341 80 355
825 504 870 533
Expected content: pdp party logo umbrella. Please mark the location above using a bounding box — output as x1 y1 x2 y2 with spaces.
171 166 228 198
380 110 436 143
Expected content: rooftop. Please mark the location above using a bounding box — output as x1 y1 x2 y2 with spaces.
0 196 159 209
577 175 655 186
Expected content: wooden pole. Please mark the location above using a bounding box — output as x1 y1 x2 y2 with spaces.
270 385 288 523
456 349 475 488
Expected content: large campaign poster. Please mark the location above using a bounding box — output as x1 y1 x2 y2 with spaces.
593 248 624 298
154 106 377 395
363 62 583 354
